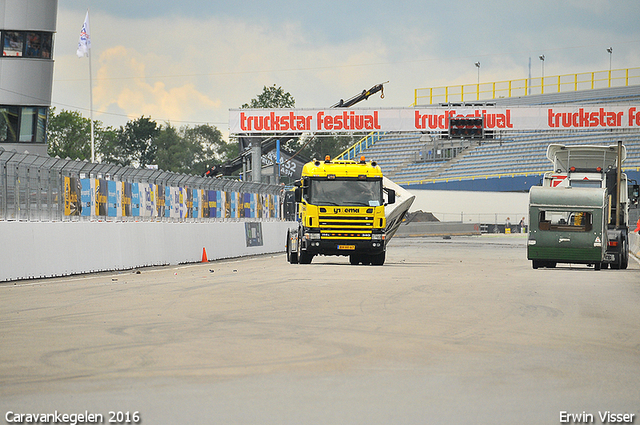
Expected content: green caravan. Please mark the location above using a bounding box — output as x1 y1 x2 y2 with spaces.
527 186 608 270
534 143 640 270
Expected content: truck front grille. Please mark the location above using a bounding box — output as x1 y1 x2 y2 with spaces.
319 215 374 239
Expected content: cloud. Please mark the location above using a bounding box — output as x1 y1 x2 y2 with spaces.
93 46 221 124
53 10 401 130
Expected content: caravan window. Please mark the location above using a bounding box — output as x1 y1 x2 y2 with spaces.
538 210 592 232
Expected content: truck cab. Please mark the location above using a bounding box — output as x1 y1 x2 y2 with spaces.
286 156 395 265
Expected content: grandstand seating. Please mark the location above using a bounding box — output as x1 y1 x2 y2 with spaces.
367 130 640 184
360 132 425 174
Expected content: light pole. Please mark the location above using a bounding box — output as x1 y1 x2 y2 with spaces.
475 62 480 100
539 55 545 94
607 47 613 87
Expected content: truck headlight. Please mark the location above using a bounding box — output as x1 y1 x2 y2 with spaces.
527 239 536 245
371 233 385 241
305 233 321 240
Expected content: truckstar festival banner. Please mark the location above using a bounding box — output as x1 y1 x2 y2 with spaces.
229 106 640 134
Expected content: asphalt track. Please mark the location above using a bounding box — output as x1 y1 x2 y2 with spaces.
1 235 639 425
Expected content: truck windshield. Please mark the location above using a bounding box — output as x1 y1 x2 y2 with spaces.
309 179 383 207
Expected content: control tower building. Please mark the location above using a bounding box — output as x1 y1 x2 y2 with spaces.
0 0 57 156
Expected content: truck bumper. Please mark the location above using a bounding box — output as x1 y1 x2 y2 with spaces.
301 239 385 256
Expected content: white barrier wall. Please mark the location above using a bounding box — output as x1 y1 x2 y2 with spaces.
630 232 640 259
0 221 291 282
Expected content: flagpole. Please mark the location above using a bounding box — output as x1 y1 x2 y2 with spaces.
89 47 95 163
87 9 95 163
78 9 95 162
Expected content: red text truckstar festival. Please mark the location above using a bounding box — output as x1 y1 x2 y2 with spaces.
229 106 640 134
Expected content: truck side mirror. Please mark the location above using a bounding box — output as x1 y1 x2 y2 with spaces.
629 184 640 205
386 189 396 205
294 187 302 203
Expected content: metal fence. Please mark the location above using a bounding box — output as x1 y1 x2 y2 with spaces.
0 148 284 222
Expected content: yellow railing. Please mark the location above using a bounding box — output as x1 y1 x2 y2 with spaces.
395 171 548 186
334 131 382 161
414 67 640 105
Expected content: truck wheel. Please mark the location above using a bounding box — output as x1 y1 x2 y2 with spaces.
286 233 290 262
297 240 312 264
532 260 540 269
298 251 313 264
288 243 298 264
621 240 628 270
287 231 298 264
594 262 602 271
349 255 360 265
371 251 385 266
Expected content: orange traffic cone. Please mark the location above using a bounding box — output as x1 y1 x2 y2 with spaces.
202 247 208 263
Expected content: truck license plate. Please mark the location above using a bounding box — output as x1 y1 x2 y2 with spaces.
337 245 355 250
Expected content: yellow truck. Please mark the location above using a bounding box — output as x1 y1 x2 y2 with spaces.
285 155 408 265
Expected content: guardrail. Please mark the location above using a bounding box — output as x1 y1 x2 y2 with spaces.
414 67 640 105
0 148 284 222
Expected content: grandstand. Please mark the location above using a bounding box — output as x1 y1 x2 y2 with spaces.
350 81 640 191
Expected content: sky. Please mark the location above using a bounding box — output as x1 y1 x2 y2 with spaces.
52 0 640 139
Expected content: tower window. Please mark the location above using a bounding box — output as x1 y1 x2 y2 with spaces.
0 105 47 143
2 30 53 59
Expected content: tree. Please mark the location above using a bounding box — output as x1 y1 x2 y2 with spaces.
47 108 91 160
153 124 185 173
47 108 117 162
153 123 238 175
236 85 297 173
182 124 229 161
241 84 295 109
181 124 237 174
218 136 239 163
47 110 238 175
106 116 160 168
303 133 359 160
95 126 119 164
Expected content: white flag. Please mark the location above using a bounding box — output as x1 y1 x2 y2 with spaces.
76 10 91 58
